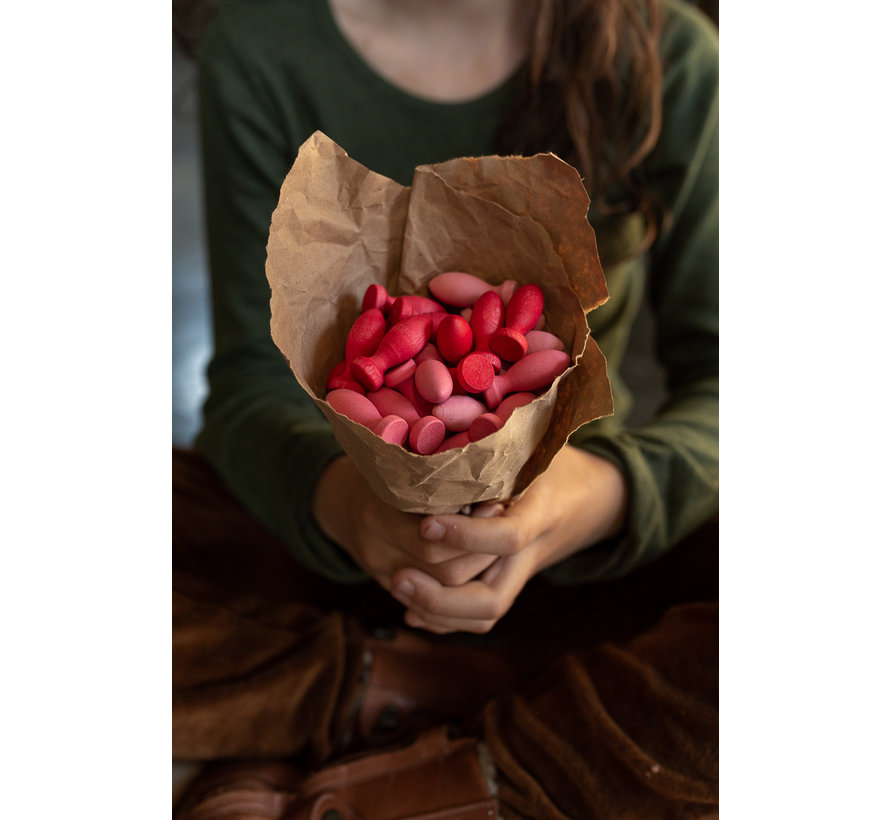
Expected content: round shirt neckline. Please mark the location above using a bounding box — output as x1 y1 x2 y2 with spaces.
316 0 526 115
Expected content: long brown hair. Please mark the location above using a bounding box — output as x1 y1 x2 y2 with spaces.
174 0 664 243
499 0 664 249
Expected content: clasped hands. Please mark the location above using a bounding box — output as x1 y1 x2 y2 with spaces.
312 445 627 635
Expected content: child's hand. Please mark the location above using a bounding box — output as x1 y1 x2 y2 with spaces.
389 446 628 634
311 457 500 590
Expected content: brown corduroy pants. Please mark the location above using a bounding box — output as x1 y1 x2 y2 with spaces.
173 447 718 818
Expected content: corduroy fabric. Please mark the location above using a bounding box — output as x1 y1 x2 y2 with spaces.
486 603 718 819
173 447 370 764
173 448 718 816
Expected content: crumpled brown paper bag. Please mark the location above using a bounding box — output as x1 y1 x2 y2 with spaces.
267 131 613 514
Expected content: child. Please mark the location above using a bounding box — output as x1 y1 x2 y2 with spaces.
173 0 718 815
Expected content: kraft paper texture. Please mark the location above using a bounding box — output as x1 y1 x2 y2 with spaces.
267 131 613 514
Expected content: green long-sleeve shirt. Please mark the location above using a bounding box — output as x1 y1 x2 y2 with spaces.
194 0 718 584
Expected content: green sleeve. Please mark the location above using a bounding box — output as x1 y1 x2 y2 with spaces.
548 2 719 583
193 16 366 583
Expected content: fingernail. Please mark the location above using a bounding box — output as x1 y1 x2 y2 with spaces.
423 520 445 541
393 580 415 602
472 502 505 519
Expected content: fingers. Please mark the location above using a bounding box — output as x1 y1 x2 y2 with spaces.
421 550 498 587
317 458 509 587
390 557 524 635
403 610 488 635
390 567 492 620
405 540 468 565
419 508 527 556
470 501 506 519
404 501 506 565
373 523 493 584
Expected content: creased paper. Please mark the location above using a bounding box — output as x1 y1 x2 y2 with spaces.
267 131 613 513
